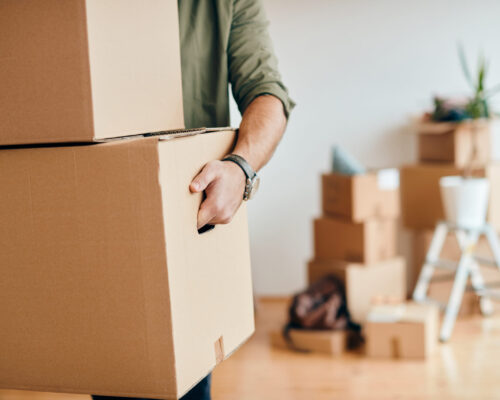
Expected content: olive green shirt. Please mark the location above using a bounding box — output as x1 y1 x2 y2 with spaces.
178 0 294 129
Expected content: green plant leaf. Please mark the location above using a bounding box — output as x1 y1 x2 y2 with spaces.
477 53 487 94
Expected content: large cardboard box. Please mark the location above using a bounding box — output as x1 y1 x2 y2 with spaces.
270 329 358 356
0 130 254 399
418 121 490 168
308 258 406 323
313 217 397 263
365 302 438 359
0 0 184 145
400 163 500 230
321 171 399 222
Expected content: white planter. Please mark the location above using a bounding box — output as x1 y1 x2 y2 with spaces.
439 176 490 229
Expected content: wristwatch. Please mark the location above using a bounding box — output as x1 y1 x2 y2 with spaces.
222 154 260 201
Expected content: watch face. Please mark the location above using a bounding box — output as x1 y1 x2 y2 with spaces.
249 175 260 199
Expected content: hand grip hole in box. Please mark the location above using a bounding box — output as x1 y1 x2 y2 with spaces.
198 224 215 235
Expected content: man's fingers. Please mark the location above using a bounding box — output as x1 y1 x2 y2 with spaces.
197 200 216 230
190 162 218 193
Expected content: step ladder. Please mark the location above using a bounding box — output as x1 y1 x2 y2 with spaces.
412 221 500 342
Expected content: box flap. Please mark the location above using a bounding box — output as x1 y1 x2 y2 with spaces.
93 127 236 144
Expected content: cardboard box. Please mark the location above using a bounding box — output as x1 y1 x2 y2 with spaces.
0 130 254 399
400 163 500 230
270 329 357 356
0 0 184 145
322 171 399 222
307 258 407 323
411 230 500 316
400 163 463 230
418 120 490 168
365 303 439 359
313 217 397 263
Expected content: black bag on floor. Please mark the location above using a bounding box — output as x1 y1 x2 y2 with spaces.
283 275 361 350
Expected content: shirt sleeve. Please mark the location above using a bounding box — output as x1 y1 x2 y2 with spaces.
227 0 295 119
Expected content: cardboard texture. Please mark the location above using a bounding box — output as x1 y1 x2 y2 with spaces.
313 217 397 263
0 130 254 399
400 163 463 230
418 121 491 168
365 303 438 359
270 329 352 356
411 230 500 316
0 0 184 145
321 172 399 222
308 258 407 323
400 163 500 230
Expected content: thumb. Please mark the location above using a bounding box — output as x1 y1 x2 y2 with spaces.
190 162 218 193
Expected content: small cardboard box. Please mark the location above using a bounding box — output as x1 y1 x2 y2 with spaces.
418 120 490 168
322 170 399 222
314 217 397 263
400 163 500 230
270 329 356 356
365 303 439 359
0 130 254 399
308 258 407 323
0 0 184 145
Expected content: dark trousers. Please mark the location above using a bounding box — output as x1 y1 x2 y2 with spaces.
91 374 211 400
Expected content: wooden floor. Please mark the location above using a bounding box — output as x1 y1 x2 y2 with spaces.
2 298 500 400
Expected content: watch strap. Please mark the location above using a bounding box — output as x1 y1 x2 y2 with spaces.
222 154 256 180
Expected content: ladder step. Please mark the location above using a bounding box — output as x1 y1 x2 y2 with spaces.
426 259 458 271
429 273 456 283
473 255 500 268
413 297 447 311
475 289 500 300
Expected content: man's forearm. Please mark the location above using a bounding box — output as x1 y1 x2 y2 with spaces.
190 94 287 228
232 95 287 171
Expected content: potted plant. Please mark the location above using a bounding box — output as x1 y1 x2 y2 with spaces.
434 46 499 228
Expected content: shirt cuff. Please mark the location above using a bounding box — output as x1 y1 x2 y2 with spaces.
238 82 296 120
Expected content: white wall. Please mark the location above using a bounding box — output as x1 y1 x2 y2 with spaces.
230 0 500 296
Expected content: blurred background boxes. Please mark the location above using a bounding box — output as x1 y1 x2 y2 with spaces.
417 120 491 168
310 165 405 326
308 258 406 323
322 171 399 222
365 303 439 359
313 217 397 263
400 163 500 230
270 329 353 356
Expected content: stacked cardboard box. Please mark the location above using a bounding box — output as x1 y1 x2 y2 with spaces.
401 119 500 295
270 329 361 356
0 2 254 399
401 119 500 231
308 169 407 324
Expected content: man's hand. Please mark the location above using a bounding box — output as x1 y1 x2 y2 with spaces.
190 95 287 230
190 160 246 229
